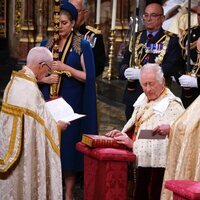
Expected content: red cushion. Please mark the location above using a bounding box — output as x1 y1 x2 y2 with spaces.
76 142 136 162
76 142 136 199
165 180 200 200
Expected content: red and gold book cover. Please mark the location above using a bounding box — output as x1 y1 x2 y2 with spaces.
81 134 125 149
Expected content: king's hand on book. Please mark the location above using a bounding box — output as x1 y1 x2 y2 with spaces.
105 129 122 137
114 133 133 149
105 130 133 149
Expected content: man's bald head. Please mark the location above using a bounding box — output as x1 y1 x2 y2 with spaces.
143 3 165 32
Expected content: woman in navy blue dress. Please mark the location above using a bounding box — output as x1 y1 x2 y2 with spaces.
39 2 97 200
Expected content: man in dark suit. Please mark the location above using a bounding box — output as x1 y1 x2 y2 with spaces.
69 0 106 77
178 6 200 108
119 3 183 120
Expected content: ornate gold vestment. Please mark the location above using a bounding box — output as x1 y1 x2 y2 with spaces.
161 95 200 200
0 67 62 200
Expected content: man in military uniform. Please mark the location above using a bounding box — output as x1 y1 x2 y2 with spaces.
178 6 200 108
69 0 106 77
119 3 183 120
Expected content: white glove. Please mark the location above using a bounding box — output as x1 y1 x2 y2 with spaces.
178 75 198 88
124 68 140 80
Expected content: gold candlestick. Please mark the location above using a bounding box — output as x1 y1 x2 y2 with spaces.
102 30 118 80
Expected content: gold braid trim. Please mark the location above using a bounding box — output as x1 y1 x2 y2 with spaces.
179 28 199 76
12 70 37 83
155 35 170 65
0 103 60 172
5 71 36 103
0 116 22 173
179 28 198 51
134 32 144 67
190 58 200 77
128 33 143 67
61 33 73 62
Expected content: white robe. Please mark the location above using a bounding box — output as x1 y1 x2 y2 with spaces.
0 67 62 200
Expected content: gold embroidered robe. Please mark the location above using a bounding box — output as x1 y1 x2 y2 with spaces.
0 67 62 200
122 88 185 168
161 95 200 200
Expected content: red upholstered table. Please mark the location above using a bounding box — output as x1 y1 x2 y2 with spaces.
76 142 136 200
165 180 200 200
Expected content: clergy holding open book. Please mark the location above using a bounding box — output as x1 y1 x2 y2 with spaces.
106 63 185 200
0 47 69 199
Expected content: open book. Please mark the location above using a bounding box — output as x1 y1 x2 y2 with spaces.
45 97 85 122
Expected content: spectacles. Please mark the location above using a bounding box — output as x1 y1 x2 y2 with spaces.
39 62 51 71
143 13 163 19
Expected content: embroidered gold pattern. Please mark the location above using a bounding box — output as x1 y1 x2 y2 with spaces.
5 71 37 103
73 34 82 55
0 102 60 173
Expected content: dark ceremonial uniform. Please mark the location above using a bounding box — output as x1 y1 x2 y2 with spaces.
79 24 106 77
179 26 200 108
119 28 183 120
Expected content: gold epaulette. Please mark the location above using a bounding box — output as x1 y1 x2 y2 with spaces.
86 25 101 34
164 31 176 37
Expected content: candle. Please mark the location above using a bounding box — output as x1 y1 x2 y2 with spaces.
96 0 101 24
111 0 117 30
136 0 139 8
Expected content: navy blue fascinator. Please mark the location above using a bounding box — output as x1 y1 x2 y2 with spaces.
60 1 78 21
